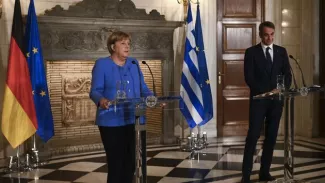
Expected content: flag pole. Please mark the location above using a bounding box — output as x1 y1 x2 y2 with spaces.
181 113 184 140
16 145 20 170
197 125 201 137
25 0 55 163
31 134 40 165
3 0 39 172
180 2 212 156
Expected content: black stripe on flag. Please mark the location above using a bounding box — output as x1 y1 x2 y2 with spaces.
11 0 25 53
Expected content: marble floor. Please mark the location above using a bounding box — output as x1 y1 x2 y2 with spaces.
1 136 325 183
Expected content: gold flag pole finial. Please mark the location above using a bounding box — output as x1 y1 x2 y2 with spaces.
177 0 200 21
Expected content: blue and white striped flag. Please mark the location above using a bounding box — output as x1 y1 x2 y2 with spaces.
180 4 213 128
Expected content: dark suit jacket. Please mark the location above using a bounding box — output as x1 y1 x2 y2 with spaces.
244 43 292 97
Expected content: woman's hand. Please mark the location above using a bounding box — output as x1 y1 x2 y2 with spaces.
99 98 111 109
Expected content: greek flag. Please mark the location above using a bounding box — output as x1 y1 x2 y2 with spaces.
180 4 213 128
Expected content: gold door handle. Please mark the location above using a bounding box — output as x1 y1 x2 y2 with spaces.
218 72 224 84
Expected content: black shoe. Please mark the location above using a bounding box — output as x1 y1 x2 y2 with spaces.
241 177 252 183
259 174 276 181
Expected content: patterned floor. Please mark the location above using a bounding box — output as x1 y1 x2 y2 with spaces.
1 137 325 183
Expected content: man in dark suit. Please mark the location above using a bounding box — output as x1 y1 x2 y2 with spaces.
241 21 292 183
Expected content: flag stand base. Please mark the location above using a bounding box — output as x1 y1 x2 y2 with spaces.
26 150 49 168
178 127 209 159
4 136 50 173
26 134 49 168
5 145 31 173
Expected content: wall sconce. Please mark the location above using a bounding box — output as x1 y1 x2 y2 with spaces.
177 0 200 21
282 9 288 14
281 21 288 27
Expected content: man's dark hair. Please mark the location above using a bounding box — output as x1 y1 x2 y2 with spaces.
259 21 275 32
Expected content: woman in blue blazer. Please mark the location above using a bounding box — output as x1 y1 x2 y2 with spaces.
90 31 151 183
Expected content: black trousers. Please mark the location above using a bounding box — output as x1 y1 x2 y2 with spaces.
99 124 135 183
242 99 283 179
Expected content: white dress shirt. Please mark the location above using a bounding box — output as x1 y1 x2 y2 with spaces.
261 42 274 62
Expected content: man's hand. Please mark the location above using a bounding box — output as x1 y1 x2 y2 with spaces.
99 98 111 109
270 88 280 94
256 89 280 98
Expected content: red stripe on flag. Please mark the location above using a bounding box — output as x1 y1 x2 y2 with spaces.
6 37 38 129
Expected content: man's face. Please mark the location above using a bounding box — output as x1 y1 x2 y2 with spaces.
260 26 274 46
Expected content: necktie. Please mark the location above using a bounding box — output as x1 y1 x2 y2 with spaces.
265 47 272 73
266 47 272 64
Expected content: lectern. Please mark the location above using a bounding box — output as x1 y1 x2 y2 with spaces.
110 92 182 183
254 86 323 183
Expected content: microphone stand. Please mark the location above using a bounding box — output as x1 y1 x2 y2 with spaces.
141 61 156 96
289 64 298 91
132 60 146 183
289 55 306 87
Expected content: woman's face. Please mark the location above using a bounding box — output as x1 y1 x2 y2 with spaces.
112 38 130 59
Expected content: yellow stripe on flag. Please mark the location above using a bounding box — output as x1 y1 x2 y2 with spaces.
1 86 36 148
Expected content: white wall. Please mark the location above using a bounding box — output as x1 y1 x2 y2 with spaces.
0 0 218 160
263 0 320 137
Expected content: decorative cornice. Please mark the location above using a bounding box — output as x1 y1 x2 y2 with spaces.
36 0 182 61
40 27 173 52
44 0 165 20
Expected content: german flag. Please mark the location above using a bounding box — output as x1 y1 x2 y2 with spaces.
1 0 37 148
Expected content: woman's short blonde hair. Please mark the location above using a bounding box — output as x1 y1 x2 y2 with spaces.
107 31 131 54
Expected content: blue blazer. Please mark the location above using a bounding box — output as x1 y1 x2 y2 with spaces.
89 57 152 127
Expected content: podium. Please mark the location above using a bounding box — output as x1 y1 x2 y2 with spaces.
253 86 323 183
110 93 182 183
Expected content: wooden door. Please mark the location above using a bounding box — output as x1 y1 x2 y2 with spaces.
217 0 264 136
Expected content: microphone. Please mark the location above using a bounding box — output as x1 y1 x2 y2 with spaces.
132 60 143 97
141 61 156 96
289 55 306 87
288 64 298 91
